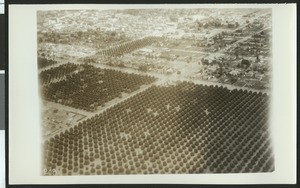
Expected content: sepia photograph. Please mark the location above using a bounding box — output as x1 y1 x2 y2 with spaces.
8 3 296 185
37 8 274 176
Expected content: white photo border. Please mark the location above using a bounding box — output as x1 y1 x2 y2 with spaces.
8 3 297 185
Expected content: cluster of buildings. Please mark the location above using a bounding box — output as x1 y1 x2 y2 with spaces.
37 8 271 90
